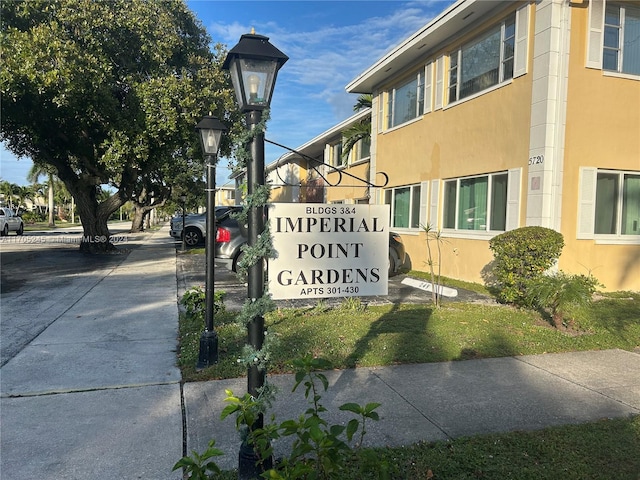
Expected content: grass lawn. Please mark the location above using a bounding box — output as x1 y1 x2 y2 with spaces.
209 416 640 479
176 286 640 479
23 221 82 231
178 292 640 382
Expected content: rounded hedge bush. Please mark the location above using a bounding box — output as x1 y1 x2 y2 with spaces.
488 226 564 305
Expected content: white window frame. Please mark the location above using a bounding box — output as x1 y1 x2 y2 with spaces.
448 13 517 104
384 183 425 231
588 0 640 78
578 167 640 244
386 70 424 129
603 3 640 76
329 141 344 168
350 137 371 165
440 169 520 239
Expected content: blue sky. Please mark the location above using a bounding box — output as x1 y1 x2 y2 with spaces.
0 0 452 188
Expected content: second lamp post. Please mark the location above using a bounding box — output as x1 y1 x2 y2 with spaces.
195 114 227 369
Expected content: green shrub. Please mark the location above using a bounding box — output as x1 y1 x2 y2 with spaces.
180 286 226 318
527 271 601 328
488 226 564 305
20 211 41 224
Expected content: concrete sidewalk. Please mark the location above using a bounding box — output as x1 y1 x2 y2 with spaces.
1 225 183 479
1 225 639 479
185 349 640 471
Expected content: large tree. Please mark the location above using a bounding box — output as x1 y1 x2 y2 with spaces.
1 0 239 252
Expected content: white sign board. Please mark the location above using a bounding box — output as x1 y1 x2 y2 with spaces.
268 203 390 300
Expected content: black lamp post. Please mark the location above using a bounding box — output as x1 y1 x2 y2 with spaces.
180 195 187 252
223 31 287 479
195 114 227 369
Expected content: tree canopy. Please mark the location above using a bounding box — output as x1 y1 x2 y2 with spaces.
1 0 241 251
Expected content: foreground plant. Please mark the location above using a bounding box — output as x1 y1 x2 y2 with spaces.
181 286 226 318
527 271 601 328
175 356 381 479
260 356 381 479
173 440 224 479
422 223 446 307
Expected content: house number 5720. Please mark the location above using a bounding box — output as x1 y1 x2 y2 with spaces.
528 154 544 166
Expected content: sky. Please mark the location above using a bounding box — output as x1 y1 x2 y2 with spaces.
0 0 453 188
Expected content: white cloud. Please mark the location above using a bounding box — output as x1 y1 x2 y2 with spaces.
3 1 451 185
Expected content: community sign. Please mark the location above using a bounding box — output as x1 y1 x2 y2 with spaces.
268 203 390 300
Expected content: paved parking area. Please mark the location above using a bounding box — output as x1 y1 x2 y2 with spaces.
175 248 493 311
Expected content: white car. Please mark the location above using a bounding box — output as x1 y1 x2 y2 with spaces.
0 207 24 236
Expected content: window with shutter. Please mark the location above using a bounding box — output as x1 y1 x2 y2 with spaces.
578 167 640 241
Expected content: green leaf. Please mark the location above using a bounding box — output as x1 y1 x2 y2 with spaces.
346 418 359 442
364 402 382 414
318 373 329 392
220 403 239 420
309 423 324 443
329 424 346 437
339 403 362 414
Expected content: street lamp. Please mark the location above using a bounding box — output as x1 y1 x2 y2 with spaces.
179 195 187 252
223 31 287 479
195 114 227 369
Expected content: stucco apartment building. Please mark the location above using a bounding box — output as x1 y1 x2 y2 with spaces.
266 108 373 205
266 0 639 292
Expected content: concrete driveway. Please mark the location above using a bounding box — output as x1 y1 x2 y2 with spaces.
175 247 493 311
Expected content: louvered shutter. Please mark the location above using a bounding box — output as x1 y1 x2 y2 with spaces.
586 0 605 69
577 167 597 239
429 179 440 228
506 168 522 231
514 3 530 78
419 181 429 228
424 62 433 114
435 56 444 110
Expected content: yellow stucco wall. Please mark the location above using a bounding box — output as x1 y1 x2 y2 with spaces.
376 7 533 285
325 162 371 203
376 1 639 291
558 3 640 291
378 78 532 184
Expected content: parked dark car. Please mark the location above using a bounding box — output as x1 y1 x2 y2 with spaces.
388 232 406 276
170 205 237 246
214 207 248 271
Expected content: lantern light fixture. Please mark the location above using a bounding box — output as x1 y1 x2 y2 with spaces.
222 31 288 111
195 114 227 156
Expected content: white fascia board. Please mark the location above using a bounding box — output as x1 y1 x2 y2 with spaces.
347 0 509 93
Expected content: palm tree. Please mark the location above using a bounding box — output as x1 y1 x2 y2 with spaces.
352 93 372 112
27 162 57 227
0 180 15 208
13 185 33 214
342 94 372 161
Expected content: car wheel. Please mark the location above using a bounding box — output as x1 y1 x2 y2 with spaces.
1 225 8 236
232 251 244 273
388 250 397 277
183 228 202 247
16 224 23 235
